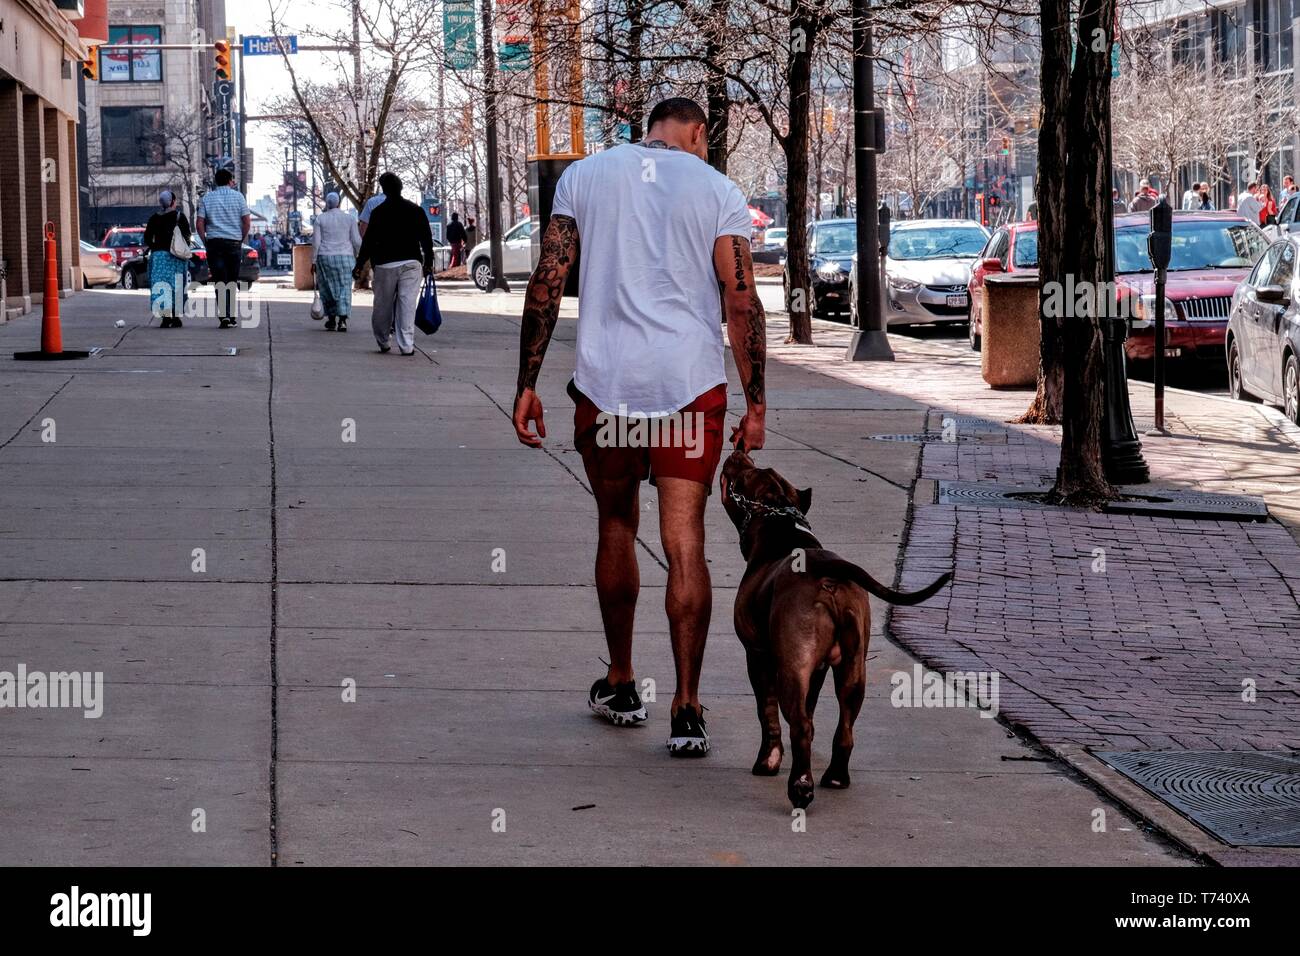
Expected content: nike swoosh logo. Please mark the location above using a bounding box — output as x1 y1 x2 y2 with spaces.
593 693 616 706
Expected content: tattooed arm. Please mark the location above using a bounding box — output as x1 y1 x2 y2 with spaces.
714 235 766 451
513 214 579 447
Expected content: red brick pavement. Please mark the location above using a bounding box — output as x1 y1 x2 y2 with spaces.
768 320 1300 754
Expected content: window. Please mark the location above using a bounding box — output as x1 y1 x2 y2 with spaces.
1248 244 1279 286
101 107 164 167
506 221 533 242
101 25 162 83
1013 230 1039 269
1269 241 1295 287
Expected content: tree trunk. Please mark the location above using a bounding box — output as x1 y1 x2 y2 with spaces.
1015 0 1069 426
784 3 817 345
1050 0 1117 506
626 0 646 142
705 0 730 174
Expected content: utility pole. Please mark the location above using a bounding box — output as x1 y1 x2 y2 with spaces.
845 0 893 361
480 0 509 291
353 0 366 200
238 39 248 196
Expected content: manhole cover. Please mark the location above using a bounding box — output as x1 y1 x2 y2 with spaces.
927 414 1009 432
866 433 988 444
1096 751 1300 847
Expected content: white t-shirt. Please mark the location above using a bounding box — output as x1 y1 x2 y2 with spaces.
552 143 753 417
1236 192 1263 223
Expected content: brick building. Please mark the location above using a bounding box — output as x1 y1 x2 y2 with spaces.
0 0 100 319
80 0 227 241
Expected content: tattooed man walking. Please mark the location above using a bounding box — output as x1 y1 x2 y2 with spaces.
512 97 767 756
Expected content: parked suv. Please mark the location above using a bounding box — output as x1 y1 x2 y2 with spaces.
101 226 146 267
468 220 535 291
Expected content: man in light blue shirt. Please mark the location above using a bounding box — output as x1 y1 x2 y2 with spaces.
196 169 252 328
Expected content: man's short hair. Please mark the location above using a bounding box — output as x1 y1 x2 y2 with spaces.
647 97 707 130
214 169 235 187
379 172 402 195
1248 181 1259 190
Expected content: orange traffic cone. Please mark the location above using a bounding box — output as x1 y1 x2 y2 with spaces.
15 221 89 361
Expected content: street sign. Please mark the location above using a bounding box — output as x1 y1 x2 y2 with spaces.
242 35 298 56
444 0 476 71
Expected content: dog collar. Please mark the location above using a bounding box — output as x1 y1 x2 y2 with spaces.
727 486 813 536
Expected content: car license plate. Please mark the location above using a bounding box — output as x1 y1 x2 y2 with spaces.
946 294 968 308
1164 347 1182 358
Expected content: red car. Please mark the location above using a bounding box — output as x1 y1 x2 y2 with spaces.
101 226 146 267
968 211 1268 361
968 221 1039 350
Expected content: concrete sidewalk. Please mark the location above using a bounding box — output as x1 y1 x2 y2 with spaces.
0 285 1183 865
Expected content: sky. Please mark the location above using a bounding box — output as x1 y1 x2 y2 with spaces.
234 1 358 205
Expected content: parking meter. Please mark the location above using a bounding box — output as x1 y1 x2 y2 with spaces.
1147 198 1173 431
878 201 891 255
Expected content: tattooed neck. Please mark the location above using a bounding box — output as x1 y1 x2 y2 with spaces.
641 139 681 151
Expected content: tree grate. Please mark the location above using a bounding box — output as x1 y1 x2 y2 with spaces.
936 480 1268 521
1096 750 1300 847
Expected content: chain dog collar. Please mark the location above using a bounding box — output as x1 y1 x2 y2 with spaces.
727 483 813 536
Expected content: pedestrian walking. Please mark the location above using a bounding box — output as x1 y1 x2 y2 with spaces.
1199 183 1215 210
509 97 766 755
311 192 362 332
1281 175 1296 206
143 189 192 328
1181 182 1200 210
196 168 252 328
1112 188 1128 212
447 212 467 267
465 216 479 249
354 172 433 356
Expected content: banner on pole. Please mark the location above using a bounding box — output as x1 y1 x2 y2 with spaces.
444 0 477 71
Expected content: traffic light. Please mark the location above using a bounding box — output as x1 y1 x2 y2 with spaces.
213 41 231 81
82 47 99 81
1000 135 1011 156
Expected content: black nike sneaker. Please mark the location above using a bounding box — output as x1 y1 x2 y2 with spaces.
588 677 647 726
667 704 710 757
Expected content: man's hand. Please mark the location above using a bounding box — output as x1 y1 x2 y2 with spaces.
352 264 364 281
513 388 546 448
731 406 766 452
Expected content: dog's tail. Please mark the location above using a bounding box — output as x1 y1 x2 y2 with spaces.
804 554 952 606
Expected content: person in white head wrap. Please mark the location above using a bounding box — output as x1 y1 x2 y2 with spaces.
311 191 362 331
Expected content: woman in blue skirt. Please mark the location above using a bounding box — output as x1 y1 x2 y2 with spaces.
143 190 192 327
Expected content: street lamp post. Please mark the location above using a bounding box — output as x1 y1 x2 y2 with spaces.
845 0 894 362
480 0 509 292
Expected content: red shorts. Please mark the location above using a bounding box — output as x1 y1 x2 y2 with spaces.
572 380 728 487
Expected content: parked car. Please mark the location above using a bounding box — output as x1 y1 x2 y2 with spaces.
968 211 1267 362
1226 235 1300 421
762 226 787 251
969 222 1039 350
468 220 534 291
120 237 261 289
78 240 121 288
853 218 989 329
1263 193 1300 241
1115 211 1267 362
100 226 146 266
783 218 856 317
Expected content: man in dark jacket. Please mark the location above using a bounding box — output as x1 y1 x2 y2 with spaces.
446 212 468 267
355 172 434 355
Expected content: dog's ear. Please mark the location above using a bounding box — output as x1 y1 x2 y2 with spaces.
797 487 812 514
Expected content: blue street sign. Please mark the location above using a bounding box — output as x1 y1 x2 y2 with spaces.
242 35 298 56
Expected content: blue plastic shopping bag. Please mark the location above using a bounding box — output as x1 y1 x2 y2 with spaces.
414 274 443 335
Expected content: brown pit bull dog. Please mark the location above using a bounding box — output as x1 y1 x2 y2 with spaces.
720 448 951 809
